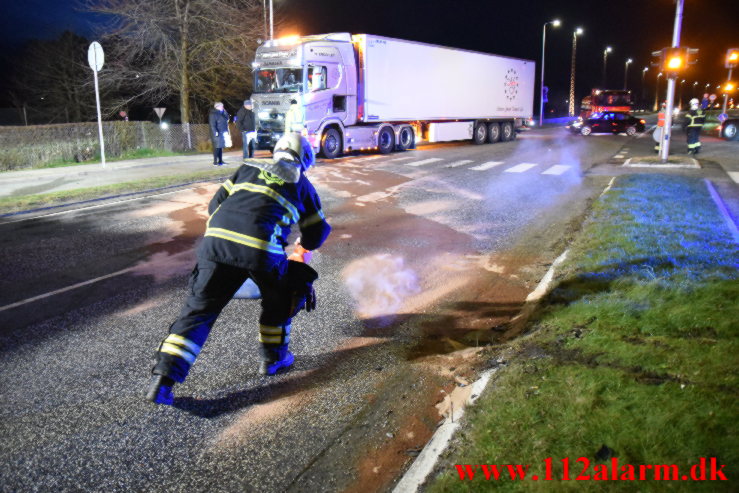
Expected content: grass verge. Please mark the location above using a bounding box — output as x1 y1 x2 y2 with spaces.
429 174 738 492
36 148 204 169
0 168 233 215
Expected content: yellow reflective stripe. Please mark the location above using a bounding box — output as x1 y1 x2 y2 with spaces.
230 182 299 222
259 334 289 344
299 210 325 228
223 179 234 193
259 325 285 335
161 343 196 364
205 227 284 255
165 334 201 356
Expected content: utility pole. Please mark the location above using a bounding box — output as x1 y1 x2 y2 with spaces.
659 0 684 163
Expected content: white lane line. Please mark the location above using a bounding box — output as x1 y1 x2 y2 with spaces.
444 160 474 168
541 165 571 175
0 267 135 313
614 154 625 158
387 156 417 162
405 158 444 167
728 172 739 184
469 161 504 171
505 163 538 173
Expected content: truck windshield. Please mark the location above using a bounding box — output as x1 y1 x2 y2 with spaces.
254 68 303 93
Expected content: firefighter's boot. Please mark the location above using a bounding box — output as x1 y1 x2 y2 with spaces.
259 344 294 376
146 374 175 405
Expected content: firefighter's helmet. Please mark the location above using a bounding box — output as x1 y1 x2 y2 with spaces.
274 133 315 171
689 98 700 109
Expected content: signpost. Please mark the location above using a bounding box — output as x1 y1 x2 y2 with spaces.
87 42 106 167
154 107 166 124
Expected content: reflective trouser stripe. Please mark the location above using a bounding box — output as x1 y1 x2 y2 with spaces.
259 324 291 344
160 343 196 364
165 334 202 356
688 142 701 149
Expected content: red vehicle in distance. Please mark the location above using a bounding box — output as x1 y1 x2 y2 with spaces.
580 89 632 119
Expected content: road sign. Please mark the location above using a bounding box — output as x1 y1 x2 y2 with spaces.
154 107 166 119
709 93 717 102
87 42 104 72
718 113 728 123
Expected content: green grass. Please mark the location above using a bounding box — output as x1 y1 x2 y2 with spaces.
429 175 738 492
0 168 233 215
37 148 203 169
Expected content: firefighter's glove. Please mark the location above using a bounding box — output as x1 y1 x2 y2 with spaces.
287 260 319 314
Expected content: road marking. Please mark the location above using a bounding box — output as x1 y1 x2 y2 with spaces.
0 267 135 313
505 163 538 173
444 160 474 168
469 161 503 171
405 158 444 167
541 165 571 175
387 156 417 162
614 154 625 158
728 172 739 184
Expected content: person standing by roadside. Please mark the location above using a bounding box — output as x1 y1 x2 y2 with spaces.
209 102 230 166
236 99 257 159
684 98 706 155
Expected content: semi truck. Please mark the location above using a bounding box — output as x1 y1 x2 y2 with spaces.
251 33 535 158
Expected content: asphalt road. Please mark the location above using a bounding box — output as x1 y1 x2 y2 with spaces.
0 127 714 492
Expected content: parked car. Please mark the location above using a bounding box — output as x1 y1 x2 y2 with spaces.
568 111 645 136
719 118 738 140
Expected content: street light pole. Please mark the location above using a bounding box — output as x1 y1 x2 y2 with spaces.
678 79 686 109
692 81 698 98
539 19 561 126
654 72 663 111
624 58 632 90
569 27 583 117
269 0 274 39
641 67 648 110
602 46 612 88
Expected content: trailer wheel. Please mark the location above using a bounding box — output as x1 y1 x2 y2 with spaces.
500 122 514 141
397 126 414 151
473 122 487 144
320 127 342 159
378 127 395 154
487 123 500 143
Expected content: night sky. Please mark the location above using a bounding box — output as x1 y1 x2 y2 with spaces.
1 0 738 111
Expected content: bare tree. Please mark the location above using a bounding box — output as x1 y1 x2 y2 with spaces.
84 0 267 123
11 31 95 124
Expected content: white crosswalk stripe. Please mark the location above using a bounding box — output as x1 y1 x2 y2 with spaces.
387 156 417 162
405 158 444 167
729 172 739 184
444 159 474 168
469 161 504 171
505 163 538 173
541 165 571 175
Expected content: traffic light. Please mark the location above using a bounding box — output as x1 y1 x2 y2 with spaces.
727 48 739 69
652 47 697 75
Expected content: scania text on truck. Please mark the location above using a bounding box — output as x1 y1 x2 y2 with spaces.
251 33 535 158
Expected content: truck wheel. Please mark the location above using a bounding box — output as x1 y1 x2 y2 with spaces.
320 128 342 159
397 126 414 151
500 122 514 141
723 122 738 140
378 127 395 154
487 123 500 143
473 122 487 144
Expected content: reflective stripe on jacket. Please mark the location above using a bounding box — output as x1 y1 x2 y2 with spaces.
198 159 331 272
685 109 705 128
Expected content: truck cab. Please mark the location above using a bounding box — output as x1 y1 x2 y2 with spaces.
252 33 358 152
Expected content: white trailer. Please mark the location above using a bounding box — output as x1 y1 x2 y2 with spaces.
251 33 535 158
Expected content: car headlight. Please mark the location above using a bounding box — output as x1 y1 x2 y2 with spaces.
572 121 582 127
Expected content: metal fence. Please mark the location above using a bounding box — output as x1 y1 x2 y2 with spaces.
0 121 242 171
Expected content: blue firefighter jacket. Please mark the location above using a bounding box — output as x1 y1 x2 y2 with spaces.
198 158 331 272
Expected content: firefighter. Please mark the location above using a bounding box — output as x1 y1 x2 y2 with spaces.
146 134 331 405
654 102 666 153
684 98 706 155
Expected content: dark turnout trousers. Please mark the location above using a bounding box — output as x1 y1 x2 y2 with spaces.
152 259 298 383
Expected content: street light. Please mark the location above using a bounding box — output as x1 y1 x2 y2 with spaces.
641 67 648 110
568 27 584 117
624 58 633 90
539 18 561 126
602 46 612 87
654 72 663 111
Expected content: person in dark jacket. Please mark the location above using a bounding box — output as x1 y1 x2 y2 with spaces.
684 98 706 155
209 102 230 166
236 99 257 159
146 134 331 405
